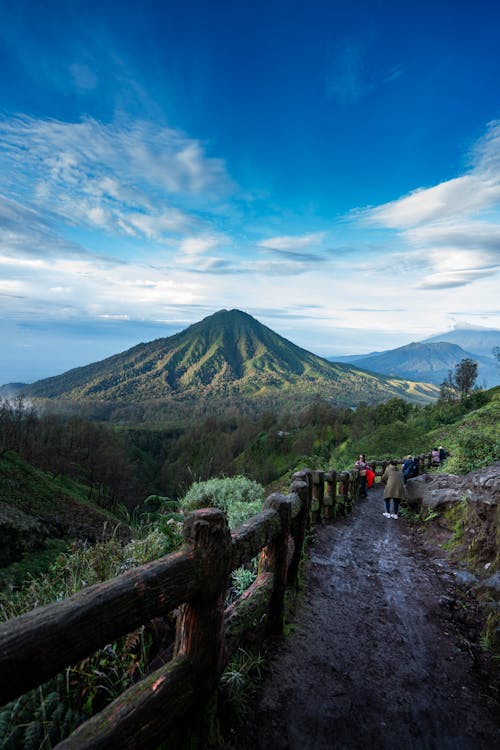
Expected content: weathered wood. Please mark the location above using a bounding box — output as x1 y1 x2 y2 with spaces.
337 471 351 514
55 655 197 750
288 479 309 584
292 469 312 529
289 491 302 520
231 508 281 570
312 470 325 523
259 494 291 635
0 550 198 706
324 470 336 520
224 572 274 660
174 508 232 686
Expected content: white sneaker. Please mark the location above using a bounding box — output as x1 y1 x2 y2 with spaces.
391 514 398 519
383 512 391 518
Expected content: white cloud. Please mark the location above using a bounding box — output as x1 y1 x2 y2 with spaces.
259 232 326 251
362 121 500 230
178 236 219 257
354 120 500 291
0 115 233 241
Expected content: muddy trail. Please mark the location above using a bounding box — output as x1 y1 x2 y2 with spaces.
225 486 499 750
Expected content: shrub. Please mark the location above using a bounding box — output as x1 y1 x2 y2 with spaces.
445 432 499 475
180 476 265 529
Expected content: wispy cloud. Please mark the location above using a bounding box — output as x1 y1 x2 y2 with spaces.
256 232 327 263
356 120 500 290
259 232 326 251
0 115 234 241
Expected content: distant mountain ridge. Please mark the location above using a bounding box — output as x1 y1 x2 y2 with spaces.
12 309 438 413
329 329 500 387
422 326 500 358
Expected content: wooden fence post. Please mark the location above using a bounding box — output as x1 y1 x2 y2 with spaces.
312 470 325 524
259 493 292 635
338 471 350 514
174 508 232 686
288 478 309 585
324 470 336 520
292 469 312 528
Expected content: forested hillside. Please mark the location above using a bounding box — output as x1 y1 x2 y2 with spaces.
0 388 500 572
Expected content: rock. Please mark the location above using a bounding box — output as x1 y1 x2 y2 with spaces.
473 571 500 595
454 570 478 586
405 462 500 511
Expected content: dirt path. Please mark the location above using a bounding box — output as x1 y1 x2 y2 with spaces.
226 487 499 750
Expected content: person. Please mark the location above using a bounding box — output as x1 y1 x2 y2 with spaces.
354 453 368 498
438 445 448 463
431 447 441 466
402 454 418 483
381 460 406 519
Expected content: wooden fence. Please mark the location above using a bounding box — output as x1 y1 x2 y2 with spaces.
0 457 431 748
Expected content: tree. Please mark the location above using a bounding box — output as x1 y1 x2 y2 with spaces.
454 358 478 399
439 370 458 403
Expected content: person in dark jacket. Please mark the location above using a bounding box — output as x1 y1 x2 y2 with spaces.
381 460 406 519
402 455 418 483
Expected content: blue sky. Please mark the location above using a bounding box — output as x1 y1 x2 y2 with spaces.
1 0 500 384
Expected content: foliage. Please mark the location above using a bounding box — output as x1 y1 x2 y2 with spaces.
328 387 499 474
0 519 181 748
231 566 257 597
219 648 267 726
180 476 265 528
439 358 480 403
454 358 479 398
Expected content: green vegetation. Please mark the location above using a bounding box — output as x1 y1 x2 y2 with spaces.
0 375 498 746
180 475 265 529
327 389 499 472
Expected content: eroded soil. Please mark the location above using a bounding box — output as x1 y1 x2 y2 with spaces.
226 486 499 750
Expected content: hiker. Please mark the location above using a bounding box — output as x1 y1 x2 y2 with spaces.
439 445 448 463
431 447 441 466
381 460 406 519
354 453 368 498
402 454 418 483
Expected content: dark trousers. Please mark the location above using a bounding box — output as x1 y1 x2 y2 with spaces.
359 476 367 497
385 498 400 515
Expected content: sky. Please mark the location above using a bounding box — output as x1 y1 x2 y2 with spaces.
1 0 500 384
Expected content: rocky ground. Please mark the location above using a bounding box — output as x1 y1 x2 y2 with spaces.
224 484 499 750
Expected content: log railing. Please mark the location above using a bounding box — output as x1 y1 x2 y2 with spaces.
0 457 429 748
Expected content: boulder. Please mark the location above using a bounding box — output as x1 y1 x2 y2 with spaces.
405 462 500 510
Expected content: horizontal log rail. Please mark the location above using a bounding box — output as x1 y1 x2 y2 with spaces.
0 458 423 748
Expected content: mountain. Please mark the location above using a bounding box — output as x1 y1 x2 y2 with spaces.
422 326 500 359
329 337 500 388
14 309 438 414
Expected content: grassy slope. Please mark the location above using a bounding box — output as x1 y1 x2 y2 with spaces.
0 451 129 588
